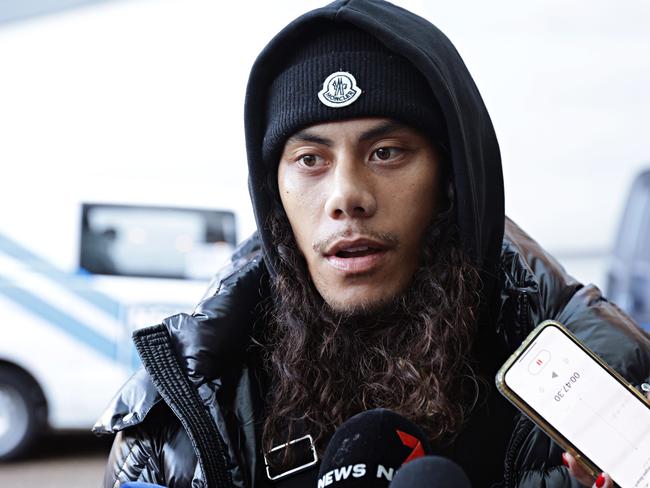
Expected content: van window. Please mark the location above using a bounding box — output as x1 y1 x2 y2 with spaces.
79 204 236 279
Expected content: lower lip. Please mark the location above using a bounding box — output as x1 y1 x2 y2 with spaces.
326 251 387 273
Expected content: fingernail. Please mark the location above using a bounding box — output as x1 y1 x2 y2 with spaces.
595 473 605 488
561 453 569 467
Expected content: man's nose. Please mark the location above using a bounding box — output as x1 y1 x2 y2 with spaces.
324 159 377 219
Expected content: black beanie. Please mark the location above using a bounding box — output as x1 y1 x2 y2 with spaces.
262 23 445 166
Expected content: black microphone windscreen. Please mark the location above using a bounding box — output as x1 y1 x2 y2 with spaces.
389 456 472 488
317 408 434 488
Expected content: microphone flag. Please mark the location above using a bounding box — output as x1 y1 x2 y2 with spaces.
316 408 433 488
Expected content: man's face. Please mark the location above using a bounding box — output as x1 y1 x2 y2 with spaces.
277 117 441 312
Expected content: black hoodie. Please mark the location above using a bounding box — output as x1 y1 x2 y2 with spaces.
245 0 504 285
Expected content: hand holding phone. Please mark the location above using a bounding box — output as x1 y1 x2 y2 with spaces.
496 320 650 488
564 452 613 487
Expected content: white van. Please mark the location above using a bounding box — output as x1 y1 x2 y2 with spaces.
0 0 266 462
0 198 242 460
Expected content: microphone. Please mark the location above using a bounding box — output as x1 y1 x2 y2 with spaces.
390 456 472 487
316 408 434 487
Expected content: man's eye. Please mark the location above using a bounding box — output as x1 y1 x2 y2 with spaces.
298 154 323 167
372 147 401 161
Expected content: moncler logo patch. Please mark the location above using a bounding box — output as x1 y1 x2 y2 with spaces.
318 71 362 108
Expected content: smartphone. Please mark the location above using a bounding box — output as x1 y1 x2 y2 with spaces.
496 320 650 488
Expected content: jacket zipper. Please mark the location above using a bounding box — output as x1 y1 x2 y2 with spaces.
503 287 533 487
503 417 535 488
516 290 530 341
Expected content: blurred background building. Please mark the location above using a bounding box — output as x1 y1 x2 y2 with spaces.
0 0 649 485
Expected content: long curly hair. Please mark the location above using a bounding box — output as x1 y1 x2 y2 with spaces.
261 182 482 455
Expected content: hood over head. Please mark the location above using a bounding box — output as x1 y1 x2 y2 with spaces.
245 0 504 287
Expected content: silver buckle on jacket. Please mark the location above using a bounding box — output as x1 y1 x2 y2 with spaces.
263 434 318 481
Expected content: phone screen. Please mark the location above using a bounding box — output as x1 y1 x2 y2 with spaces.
504 324 650 488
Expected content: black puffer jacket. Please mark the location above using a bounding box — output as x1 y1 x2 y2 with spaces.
94 1 650 487
94 221 650 488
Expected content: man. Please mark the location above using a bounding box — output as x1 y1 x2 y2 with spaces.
94 1 650 487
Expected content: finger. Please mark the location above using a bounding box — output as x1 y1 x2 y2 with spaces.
592 472 612 488
563 452 595 486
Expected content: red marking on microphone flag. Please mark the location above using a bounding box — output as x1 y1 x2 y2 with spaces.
396 430 425 465
536 359 543 366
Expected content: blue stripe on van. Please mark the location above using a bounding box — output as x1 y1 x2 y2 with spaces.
0 278 116 361
0 233 121 317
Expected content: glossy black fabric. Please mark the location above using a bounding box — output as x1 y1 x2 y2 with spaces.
95 221 650 488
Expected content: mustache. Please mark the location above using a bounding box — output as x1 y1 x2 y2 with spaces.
311 228 400 254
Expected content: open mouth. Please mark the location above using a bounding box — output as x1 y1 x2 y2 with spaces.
335 246 382 258
326 241 389 273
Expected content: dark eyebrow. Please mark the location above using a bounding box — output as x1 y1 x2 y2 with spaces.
285 119 412 147
358 120 412 142
285 130 333 147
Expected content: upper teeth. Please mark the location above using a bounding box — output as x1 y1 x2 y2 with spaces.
343 246 370 252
